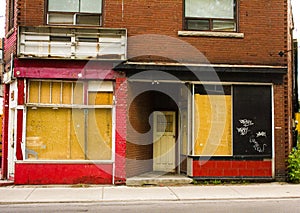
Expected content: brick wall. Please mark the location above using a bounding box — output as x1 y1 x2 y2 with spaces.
115 77 128 183
274 83 288 180
126 88 153 178
105 0 287 66
12 0 288 66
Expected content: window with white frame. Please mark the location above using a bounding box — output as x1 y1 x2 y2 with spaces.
25 80 114 161
47 0 103 26
185 0 237 32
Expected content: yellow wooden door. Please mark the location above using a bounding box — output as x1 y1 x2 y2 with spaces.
153 111 176 172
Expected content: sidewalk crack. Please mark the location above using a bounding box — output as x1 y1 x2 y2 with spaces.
167 187 180 201
24 188 36 201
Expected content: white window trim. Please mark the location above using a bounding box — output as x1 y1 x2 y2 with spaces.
24 79 116 162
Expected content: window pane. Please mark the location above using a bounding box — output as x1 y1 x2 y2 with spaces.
48 0 79 12
213 20 236 31
80 0 102 13
186 19 209 31
76 14 101 25
186 0 234 19
48 13 74 25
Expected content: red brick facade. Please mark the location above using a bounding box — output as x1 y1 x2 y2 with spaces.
2 0 295 183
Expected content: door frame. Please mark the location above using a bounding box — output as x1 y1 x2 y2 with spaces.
152 111 177 173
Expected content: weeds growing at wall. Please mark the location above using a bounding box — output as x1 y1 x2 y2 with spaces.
287 143 300 183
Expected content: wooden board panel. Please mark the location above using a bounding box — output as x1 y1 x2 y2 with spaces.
88 92 113 105
40 81 51 103
26 108 70 160
28 81 39 103
62 82 72 104
87 109 112 160
194 94 232 156
51 82 61 104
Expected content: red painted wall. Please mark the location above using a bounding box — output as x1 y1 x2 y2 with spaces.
1 85 9 179
193 160 272 178
14 163 113 185
14 59 119 80
114 78 127 184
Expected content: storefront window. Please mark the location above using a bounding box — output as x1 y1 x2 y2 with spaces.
25 80 113 161
193 85 232 156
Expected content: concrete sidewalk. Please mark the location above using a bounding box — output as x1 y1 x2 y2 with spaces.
0 182 300 204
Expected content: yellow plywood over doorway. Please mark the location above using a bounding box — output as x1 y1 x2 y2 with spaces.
194 94 232 156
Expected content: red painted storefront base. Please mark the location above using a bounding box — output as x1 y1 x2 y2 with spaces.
14 163 113 185
193 160 272 178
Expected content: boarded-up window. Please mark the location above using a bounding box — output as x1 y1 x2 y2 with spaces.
27 81 84 105
194 85 232 156
26 80 113 161
26 108 84 160
233 85 272 156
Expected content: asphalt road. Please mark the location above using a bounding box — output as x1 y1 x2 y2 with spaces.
1 198 300 213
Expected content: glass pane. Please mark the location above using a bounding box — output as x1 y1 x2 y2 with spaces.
186 19 209 31
213 20 236 31
157 115 173 132
76 14 101 25
80 0 102 13
48 13 74 25
87 109 112 160
48 0 79 12
186 0 234 19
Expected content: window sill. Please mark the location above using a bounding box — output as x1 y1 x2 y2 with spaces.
16 160 114 164
178 31 244 38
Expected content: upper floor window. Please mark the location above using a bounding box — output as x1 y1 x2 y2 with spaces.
185 0 237 32
47 0 102 26
8 0 15 31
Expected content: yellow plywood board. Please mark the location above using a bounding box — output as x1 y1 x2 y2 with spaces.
51 82 61 104
62 82 72 104
194 95 232 156
87 109 112 160
26 108 87 160
40 81 51 103
70 109 85 159
26 108 70 160
88 92 113 105
28 81 39 103
73 83 84 105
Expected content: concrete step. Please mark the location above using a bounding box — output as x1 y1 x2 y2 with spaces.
126 172 193 186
